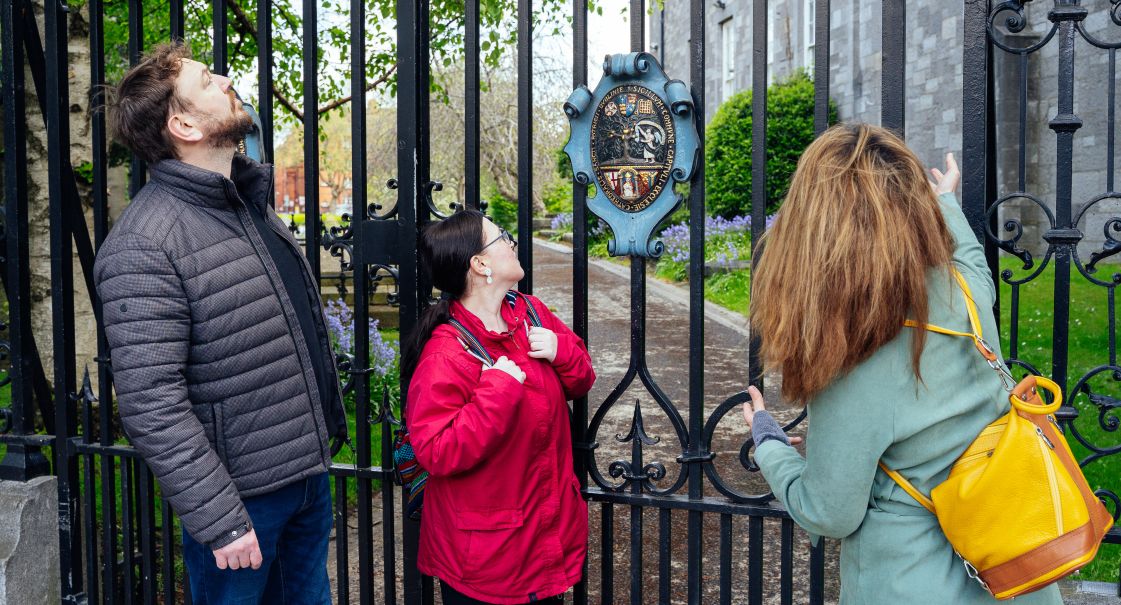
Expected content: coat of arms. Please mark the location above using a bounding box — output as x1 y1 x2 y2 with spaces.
563 53 699 257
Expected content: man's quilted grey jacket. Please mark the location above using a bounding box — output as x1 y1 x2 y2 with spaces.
93 157 346 549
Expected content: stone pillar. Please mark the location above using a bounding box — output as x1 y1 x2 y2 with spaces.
0 477 60 605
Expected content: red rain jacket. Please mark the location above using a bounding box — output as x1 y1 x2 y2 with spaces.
405 293 595 603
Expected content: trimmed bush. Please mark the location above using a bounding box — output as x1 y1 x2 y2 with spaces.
485 193 519 232
705 70 838 218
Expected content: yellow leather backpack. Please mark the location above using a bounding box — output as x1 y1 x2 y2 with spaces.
880 268 1114 600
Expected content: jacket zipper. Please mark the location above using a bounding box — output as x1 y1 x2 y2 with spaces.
231 178 329 460
1036 425 1063 534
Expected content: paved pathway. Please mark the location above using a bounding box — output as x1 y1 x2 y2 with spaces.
327 239 1106 604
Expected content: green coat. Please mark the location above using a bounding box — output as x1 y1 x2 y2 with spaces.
754 193 1062 604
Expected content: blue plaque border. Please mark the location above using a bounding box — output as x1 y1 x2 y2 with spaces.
563 52 699 257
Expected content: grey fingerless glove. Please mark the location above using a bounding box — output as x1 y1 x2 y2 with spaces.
752 410 791 447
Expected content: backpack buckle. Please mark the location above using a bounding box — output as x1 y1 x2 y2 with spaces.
961 555 990 592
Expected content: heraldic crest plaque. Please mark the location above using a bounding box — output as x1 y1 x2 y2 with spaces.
563 52 699 257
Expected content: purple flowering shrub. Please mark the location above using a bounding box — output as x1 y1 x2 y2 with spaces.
655 213 775 281
323 299 399 405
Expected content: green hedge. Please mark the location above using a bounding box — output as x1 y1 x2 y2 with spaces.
706 70 838 218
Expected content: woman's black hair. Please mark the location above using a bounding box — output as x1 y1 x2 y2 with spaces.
401 209 487 377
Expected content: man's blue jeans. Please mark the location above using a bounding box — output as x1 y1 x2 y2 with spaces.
182 473 333 605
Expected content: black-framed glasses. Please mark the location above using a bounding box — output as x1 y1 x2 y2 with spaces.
480 228 517 252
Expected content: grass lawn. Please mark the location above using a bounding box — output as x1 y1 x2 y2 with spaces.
995 258 1121 582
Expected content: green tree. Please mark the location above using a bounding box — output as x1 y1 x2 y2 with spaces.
96 0 595 128
705 70 838 218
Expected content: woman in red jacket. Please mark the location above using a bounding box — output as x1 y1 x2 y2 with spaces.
402 209 595 605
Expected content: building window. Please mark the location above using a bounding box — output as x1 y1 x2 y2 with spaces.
721 18 735 102
804 0 816 70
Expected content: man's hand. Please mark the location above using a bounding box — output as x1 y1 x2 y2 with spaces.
527 326 559 363
213 529 263 570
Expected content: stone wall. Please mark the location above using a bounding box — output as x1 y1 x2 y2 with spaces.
651 1 1120 262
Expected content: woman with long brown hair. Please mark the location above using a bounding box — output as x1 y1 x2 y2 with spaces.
741 123 1060 603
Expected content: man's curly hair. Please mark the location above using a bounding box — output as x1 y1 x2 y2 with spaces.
106 42 194 164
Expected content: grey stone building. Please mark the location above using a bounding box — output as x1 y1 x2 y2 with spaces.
649 1 1121 258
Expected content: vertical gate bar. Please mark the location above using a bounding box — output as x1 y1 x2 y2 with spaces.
79 379 96 599
1111 288 1118 369
397 0 424 601
571 1 590 601
658 508 671 604
748 0 766 376
1049 4 1084 401
780 517 793 605
335 474 350 605
719 514 732 605
256 0 274 160
601 503 614 605
626 0 646 578
350 0 373 596
465 0 481 210
381 413 397 604
303 0 321 279
517 0 533 292
813 0 829 135
687 0 706 603
420 1 434 600
88 0 117 596
1109 49 1116 193
748 516 763 605
213 0 227 74
122 460 135 605
808 539 825 605
162 501 175 605
2 0 50 483
629 503 642 605
138 467 155 604
627 360 643 604
880 0 904 133
1018 54 1027 192
46 0 83 592
170 0 184 40
81 449 99 604
128 0 145 197
630 0 644 50
962 0 994 285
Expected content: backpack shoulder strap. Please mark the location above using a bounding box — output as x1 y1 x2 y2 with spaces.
447 318 495 366
878 462 936 513
519 293 543 328
904 268 998 363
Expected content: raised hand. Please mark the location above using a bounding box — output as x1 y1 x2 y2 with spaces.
929 152 960 195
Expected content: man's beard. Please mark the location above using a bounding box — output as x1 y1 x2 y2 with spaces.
202 95 254 150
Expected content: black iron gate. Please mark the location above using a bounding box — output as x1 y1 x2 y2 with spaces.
1 0 1119 603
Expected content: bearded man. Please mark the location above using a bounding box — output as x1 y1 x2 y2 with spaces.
94 42 346 604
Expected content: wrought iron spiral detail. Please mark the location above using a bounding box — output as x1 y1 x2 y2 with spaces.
587 365 690 496
423 180 451 219
984 193 1056 284
1065 368 1121 471
988 0 1059 54
1085 217 1121 273
336 353 356 396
